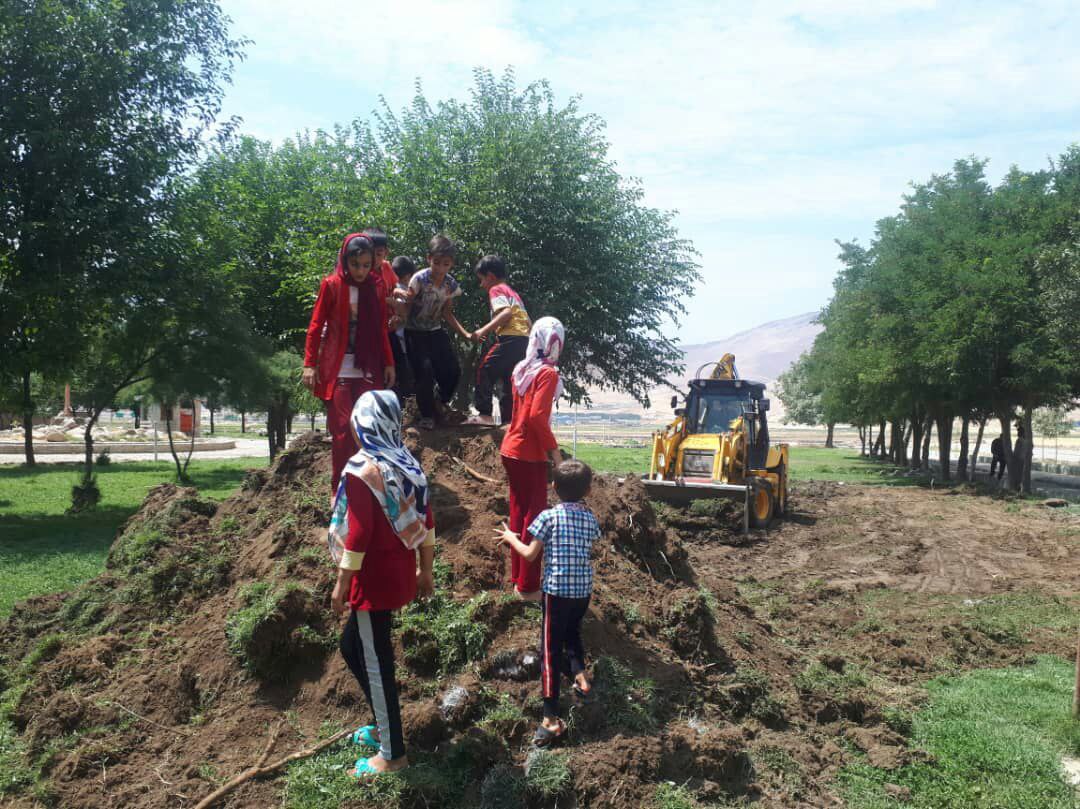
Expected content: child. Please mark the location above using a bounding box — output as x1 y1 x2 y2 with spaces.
363 227 398 303
464 255 531 426
389 256 416 401
402 235 470 429
303 234 396 493
329 390 436 776
499 317 565 600
496 459 599 746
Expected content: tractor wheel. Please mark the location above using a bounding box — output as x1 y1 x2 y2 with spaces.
749 480 775 529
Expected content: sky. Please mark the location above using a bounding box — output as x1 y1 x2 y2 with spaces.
216 0 1080 345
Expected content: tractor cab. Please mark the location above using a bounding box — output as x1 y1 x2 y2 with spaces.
681 379 771 470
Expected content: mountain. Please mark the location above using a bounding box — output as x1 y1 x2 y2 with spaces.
584 311 822 420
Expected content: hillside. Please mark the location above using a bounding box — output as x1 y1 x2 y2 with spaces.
585 311 822 420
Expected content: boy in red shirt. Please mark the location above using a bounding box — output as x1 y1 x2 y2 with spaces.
500 317 565 600
329 390 435 777
464 255 531 426
303 234 396 493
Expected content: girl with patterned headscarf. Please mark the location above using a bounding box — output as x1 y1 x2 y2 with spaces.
328 390 435 777
499 317 566 600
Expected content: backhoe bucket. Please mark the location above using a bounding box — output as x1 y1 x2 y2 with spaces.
642 478 751 534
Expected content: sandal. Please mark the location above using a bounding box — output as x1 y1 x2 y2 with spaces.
353 758 382 779
533 719 566 747
351 725 379 747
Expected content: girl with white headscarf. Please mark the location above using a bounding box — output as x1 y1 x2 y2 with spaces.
328 390 435 777
499 317 565 601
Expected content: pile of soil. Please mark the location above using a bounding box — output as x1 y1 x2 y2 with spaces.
3 433 1078 808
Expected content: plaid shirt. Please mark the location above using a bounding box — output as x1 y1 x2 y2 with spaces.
528 502 600 598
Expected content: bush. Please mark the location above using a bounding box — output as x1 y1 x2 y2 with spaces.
68 474 101 513
95 449 111 466
398 592 491 675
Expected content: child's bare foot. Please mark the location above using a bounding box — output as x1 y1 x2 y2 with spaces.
356 753 408 777
515 589 542 603
573 672 595 702
533 717 565 747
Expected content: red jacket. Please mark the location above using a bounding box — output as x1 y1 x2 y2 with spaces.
500 365 560 463
304 234 394 401
344 475 435 612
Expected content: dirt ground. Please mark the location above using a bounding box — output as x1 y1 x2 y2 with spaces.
2 430 1078 808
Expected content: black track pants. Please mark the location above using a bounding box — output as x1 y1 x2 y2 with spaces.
340 609 405 760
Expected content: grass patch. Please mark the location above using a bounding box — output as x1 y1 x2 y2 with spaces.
398 591 490 675
788 447 922 486
794 660 867 700
563 443 651 474
840 656 1080 808
653 782 699 809
225 581 325 679
524 748 571 798
593 656 659 732
0 458 263 616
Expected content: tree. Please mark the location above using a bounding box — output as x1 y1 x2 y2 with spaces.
0 0 242 466
1032 406 1074 463
776 353 823 427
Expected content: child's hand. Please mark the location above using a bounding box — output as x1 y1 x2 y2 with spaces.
468 331 483 344
388 314 403 331
384 366 396 388
302 366 319 391
493 521 518 546
330 579 349 616
416 569 435 599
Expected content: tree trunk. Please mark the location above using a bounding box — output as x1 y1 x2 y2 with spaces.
266 401 289 460
969 417 986 482
134 403 141 429
1021 405 1034 495
241 410 246 434
957 416 970 480
209 404 215 435
309 412 316 431
266 413 275 460
876 420 886 459
920 417 932 472
910 414 923 470
858 426 866 456
935 408 953 482
286 414 294 435
165 404 187 482
82 408 102 482
21 369 35 466
997 409 1018 490
825 422 835 449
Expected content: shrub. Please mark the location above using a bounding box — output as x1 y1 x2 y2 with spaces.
524 749 570 798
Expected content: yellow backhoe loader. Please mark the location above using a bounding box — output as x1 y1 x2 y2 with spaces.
644 354 789 532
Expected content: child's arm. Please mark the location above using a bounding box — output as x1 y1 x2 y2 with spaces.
303 277 333 390
528 369 562 465
472 307 514 342
331 477 376 614
416 512 436 598
442 298 472 341
494 521 544 563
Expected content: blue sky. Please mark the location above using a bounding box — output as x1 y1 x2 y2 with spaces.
217 0 1080 344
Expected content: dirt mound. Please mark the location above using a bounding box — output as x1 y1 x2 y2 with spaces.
7 432 1069 808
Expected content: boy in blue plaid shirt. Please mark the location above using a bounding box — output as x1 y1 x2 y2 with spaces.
496 460 599 746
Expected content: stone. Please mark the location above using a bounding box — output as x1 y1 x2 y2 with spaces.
1041 498 1069 508
884 783 911 801
44 430 68 443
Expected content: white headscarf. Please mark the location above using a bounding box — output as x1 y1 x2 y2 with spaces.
327 391 429 562
512 316 565 400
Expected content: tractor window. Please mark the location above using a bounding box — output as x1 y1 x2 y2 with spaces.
693 394 749 434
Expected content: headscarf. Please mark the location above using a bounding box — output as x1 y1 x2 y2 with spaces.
336 233 376 288
327 391 429 563
511 316 565 400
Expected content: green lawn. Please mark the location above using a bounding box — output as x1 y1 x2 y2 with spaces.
566 442 920 486
840 656 1080 808
0 459 264 617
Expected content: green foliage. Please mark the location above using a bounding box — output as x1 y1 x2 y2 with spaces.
593 656 659 732
794 660 867 699
776 352 824 426
398 592 491 675
225 581 322 678
480 764 526 809
806 149 1080 490
524 749 571 798
839 656 1080 809
653 782 700 809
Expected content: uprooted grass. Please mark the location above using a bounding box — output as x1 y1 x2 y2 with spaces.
839 655 1080 809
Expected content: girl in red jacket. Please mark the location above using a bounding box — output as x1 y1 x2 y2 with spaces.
328 390 435 777
500 317 565 601
303 234 396 493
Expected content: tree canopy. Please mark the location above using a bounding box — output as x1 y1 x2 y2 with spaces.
801 151 1080 491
